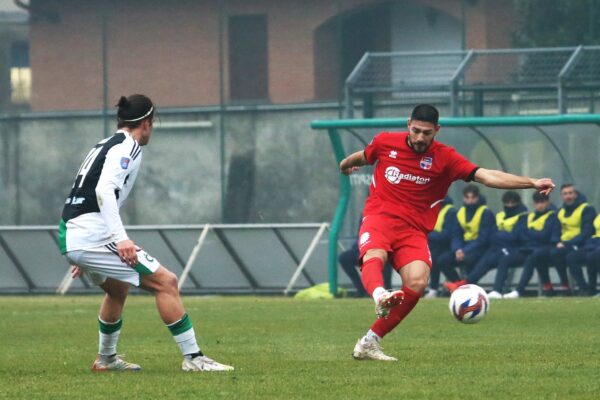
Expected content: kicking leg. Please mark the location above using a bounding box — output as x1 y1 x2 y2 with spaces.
353 260 428 362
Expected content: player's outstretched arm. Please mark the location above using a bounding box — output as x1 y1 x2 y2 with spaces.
340 151 368 175
474 168 555 195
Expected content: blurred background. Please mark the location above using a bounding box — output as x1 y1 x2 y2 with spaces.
1 0 600 293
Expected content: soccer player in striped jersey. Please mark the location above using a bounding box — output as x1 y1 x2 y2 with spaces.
340 104 556 361
59 94 233 372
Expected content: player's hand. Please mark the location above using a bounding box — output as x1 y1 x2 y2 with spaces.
71 265 83 279
556 242 565 249
117 239 139 267
340 165 360 175
533 178 555 196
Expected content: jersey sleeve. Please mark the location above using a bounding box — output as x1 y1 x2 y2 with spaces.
364 133 385 165
445 147 478 182
95 143 133 243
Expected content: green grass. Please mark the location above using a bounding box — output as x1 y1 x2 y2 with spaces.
1 296 599 399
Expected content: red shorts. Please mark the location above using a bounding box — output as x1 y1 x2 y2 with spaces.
358 214 432 270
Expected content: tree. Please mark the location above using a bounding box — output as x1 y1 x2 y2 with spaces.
512 0 600 47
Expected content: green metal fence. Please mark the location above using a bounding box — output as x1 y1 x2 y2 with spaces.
312 114 600 294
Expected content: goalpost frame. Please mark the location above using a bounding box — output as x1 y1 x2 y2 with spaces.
311 114 600 295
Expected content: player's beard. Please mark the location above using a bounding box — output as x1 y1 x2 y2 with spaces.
408 138 430 153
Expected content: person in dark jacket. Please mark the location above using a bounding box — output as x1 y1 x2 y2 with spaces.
425 196 462 298
443 184 495 292
504 192 560 298
444 191 527 298
555 212 600 296
540 184 596 295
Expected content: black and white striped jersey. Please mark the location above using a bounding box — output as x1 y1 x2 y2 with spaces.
59 130 142 254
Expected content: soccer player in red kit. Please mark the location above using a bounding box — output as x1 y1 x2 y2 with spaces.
340 104 555 361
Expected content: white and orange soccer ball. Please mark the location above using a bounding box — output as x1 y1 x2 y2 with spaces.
448 284 489 324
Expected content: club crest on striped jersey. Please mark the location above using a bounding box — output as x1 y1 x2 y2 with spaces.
420 156 432 170
120 157 131 169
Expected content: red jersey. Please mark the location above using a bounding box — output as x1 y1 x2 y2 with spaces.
363 131 477 233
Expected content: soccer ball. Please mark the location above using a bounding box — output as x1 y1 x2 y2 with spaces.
448 284 489 324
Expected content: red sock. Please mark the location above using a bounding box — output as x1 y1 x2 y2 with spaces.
371 286 420 338
361 257 385 296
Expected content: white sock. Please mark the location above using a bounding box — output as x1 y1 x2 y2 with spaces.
98 317 122 356
372 287 387 304
174 328 201 356
365 329 381 343
167 313 201 357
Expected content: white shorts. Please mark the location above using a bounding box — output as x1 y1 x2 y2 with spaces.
65 244 161 287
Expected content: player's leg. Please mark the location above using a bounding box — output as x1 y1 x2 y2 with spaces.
91 278 142 371
533 248 554 296
357 215 403 317
502 249 536 299
549 246 570 293
65 249 143 371
492 250 524 296
466 249 500 286
586 248 600 295
338 246 367 297
565 249 588 295
426 248 443 298
140 266 233 372
438 250 460 283
353 229 429 361
353 259 428 362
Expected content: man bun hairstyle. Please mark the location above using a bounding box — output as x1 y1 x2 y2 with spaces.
502 190 521 204
410 104 439 125
116 94 154 129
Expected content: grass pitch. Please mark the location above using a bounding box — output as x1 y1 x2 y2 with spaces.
1 295 599 399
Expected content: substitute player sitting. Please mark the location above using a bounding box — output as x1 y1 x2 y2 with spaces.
340 104 555 361
59 94 233 372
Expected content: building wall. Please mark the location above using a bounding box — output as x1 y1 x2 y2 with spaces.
29 0 515 111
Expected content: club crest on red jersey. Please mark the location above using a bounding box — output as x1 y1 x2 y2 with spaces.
420 157 432 170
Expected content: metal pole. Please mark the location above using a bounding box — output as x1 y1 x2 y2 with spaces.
284 223 328 295
326 128 351 295
450 50 474 117
178 224 211 289
101 7 109 138
218 0 226 220
558 45 583 114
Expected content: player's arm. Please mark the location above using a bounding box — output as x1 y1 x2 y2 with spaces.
473 168 555 195
96 145 138 266
339 150 369 175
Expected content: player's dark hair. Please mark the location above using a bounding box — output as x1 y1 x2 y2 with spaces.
532 192 549 203
463 184 479 197
410 104 439 125
116 94 154 129
502 191 521 204
560 183 574 191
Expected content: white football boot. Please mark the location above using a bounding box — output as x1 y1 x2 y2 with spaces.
352 336 397 361
182 355 234 372
423 289 438 299
503 290 520 299
375 289 405 318
487 290 503 299
91 354 141 371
